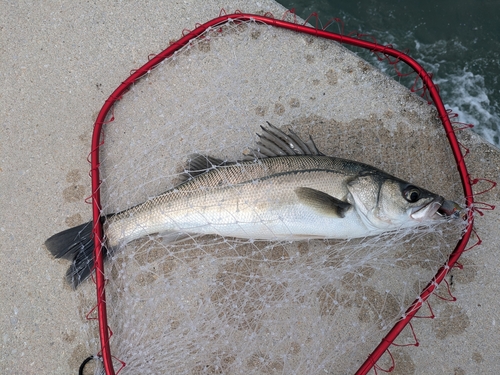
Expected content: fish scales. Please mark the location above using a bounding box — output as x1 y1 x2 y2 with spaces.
104 156 371 247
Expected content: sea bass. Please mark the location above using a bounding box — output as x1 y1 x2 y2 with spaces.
45 123 462 288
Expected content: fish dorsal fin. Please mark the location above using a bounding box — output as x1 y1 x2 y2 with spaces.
179 154 231 182
245 122 325 159
295 187 351 218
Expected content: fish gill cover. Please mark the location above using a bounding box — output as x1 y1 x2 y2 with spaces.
68 11 486 375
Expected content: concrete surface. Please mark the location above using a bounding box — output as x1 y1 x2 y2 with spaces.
1 1 499 374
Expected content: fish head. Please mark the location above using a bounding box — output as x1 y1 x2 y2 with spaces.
347 172 458 231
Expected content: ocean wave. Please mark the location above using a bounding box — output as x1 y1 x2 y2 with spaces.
278 1 500 147
435 70 499 147
357 33 500 148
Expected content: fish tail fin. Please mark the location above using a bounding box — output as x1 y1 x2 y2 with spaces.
44 220 107 289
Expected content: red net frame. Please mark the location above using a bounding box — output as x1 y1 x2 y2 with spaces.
88 12 476 375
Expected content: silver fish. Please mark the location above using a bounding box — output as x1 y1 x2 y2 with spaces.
45 122 462 288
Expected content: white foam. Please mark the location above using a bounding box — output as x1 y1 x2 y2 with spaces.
434 70 500 147
409 38 499 147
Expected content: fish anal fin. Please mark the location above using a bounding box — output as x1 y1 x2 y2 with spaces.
295 187 351 218
160 231 197 245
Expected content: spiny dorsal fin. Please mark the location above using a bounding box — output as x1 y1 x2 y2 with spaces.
179 123 325 180
295 187 351 218
245 122 324 159
178 154 231 182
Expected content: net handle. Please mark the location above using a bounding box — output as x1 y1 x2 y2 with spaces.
90 13 474 375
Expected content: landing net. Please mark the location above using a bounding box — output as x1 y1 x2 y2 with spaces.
83 12 477 375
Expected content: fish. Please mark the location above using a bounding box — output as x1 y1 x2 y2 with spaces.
45 122 463 288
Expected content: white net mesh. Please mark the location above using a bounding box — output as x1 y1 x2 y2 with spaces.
84 20 465 374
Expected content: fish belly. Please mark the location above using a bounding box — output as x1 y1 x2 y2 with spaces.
104 176 371 247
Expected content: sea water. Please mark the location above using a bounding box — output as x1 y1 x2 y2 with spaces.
277 0 500 148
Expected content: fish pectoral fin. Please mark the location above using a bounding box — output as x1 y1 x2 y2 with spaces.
295 187 351 218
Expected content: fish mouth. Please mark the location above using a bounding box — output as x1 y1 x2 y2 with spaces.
411 196 463 221
410 196 445 221
436 199 464 219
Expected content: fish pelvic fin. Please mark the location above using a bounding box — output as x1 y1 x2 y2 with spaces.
295 187 351 218
44 220 106 289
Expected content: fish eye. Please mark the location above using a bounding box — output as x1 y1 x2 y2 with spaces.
404 186 421 203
